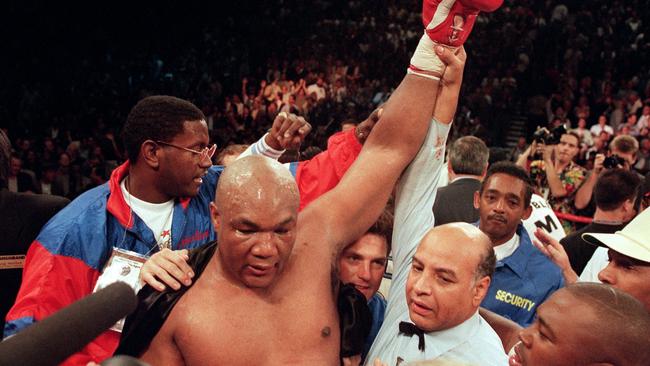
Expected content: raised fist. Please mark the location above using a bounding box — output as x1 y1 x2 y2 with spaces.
266 112 312 150
422 0 503 48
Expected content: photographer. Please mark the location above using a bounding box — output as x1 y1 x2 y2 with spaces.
574 135 639 212
517 130 586 233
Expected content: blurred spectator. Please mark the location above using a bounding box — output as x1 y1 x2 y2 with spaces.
433 136 489 226
517 133 586 233
39 164 58 195
617 113 640 136
572 118 593 149
590 115 614 137
634 137 650 175
627 91 643 116
0 130 69 326
609 100 626 131
509 137 527 162
637 105 650 132
307 77 327 101
584 136 607 165
7 154 40 194
561 169 641 275
52 152 77 198
575 135 640 213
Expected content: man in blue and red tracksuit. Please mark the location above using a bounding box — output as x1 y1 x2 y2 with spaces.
4 96 366 365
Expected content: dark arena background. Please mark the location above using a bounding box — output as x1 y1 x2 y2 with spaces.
2 1 648 198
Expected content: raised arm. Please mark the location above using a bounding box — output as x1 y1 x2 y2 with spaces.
392 47 465 278
574 154 604 209
238 112 312 161
543 146 569 198
307 47 464 253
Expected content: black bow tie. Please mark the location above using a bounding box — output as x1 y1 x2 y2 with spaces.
398 321 425 351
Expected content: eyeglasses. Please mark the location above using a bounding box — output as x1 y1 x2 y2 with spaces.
156 140 217 161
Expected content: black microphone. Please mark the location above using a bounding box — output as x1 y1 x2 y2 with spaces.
0 281 138 366
101 355 150 366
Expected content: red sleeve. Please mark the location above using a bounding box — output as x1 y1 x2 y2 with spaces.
5 242 119 365
296 129 362 210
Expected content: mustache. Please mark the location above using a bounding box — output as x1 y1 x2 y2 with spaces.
487 214 507 223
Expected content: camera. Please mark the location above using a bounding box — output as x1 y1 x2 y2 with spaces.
603 154 625 169
533 124 568 145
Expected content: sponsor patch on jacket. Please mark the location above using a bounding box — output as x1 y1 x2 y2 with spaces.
0 255 25 269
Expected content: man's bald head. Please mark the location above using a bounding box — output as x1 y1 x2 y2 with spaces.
211 155 300 290
420 223 496 280
406 223 496 332
215 155 299 214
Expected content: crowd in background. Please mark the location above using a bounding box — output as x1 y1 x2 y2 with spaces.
2 0 649 202
2 1 650 365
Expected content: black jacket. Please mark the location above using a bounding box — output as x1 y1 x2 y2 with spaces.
433 178 481 226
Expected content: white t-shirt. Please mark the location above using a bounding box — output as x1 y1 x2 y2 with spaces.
120 179 174 249
306 84 326 100
494 233 520 261
590 124 614 137
579 247 607 283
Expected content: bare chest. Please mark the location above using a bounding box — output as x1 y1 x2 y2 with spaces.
171 282 340 365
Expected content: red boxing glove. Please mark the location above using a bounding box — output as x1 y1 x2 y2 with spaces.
462 0 503 12
422 0 503 48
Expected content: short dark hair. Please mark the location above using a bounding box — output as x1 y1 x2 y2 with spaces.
122 95 206 163
480 161 533 207
449 136 489 176
476 244 496 280
564 132 581 146
0 130 10 188
594 169 641 211
367 209 394 256
564 283 650 365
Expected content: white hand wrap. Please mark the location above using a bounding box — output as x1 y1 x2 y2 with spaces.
407 33 456 80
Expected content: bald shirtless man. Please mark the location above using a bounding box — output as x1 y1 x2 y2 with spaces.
116 40 467 366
